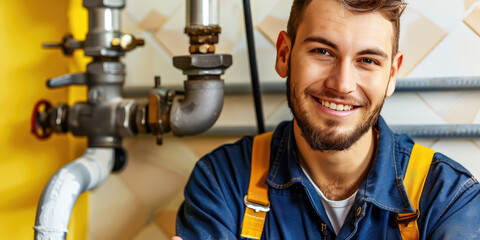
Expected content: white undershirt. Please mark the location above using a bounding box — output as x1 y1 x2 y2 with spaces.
301 166 357 235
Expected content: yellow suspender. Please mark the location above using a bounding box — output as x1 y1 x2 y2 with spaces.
397 143 435 239
241 132 273 239
241 133 435 240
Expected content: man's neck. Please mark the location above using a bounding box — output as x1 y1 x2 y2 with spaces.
294 120 377 201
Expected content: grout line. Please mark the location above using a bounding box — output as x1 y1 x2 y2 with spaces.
414 92 447 124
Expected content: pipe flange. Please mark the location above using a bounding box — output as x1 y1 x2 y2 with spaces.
173 54 232 76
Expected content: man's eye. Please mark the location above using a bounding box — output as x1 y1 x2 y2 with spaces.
361 58 375 64
312 48 331 56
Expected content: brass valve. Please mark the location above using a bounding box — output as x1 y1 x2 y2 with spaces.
147 76 174 145
112 34 145 51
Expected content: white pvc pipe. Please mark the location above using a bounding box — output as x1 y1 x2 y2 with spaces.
34 148 115 240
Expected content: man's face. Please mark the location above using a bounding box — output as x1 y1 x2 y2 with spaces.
277 0 402 151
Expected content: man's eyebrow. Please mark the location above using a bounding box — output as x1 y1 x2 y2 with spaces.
357 48 388 60
303 36 338 50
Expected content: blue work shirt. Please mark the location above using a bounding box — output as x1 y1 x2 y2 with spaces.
176 116 480 239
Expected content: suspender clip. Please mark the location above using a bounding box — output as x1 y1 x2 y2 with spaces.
244 195 270 213
396 209 420 225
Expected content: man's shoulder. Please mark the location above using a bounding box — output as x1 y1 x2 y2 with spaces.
392 134 480 236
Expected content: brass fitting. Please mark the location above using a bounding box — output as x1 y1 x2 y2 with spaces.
185 25 221 54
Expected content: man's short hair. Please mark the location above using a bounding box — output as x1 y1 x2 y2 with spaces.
286 0 407 58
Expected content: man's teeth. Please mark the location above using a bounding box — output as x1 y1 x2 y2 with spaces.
321 100 354 111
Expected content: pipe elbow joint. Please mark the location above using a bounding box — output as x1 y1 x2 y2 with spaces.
170 79 224 136
34 148 115 240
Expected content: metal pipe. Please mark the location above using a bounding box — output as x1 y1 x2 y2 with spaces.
88 8 121 33
395 76 480 92
85 6 122 56
34 148 114 240
390 124 480 138
242 0 265 134
169 80 224 136
187 0 219 26
123 76 480 97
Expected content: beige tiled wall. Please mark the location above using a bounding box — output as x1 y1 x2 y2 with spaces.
89 0 480 239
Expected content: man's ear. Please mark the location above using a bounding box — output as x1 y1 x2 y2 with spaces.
275 31 292 78
385 51 403 98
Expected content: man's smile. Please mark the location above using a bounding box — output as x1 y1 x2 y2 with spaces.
311 96 361 117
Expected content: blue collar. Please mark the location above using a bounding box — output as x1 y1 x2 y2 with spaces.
266 116 415 213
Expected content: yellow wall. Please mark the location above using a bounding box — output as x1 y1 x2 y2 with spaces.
0 0 89 239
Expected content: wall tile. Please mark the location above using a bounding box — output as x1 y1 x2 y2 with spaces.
154 209 177 237
381 93 445 125
133 223 169 240
398 7 447 77
265 99 292 127
219 0 244 45
464 7 480 36
407 0 465 32
213 94 287 128
138 10 167 31
178 136 242 159
153 30 189 57
116 154 187 210
475 110 480 124
407 24 480 78
89 176 148 240
258 15 287 45
442 92 480 124
125 0 182 23
473 139 480 149
464 0 478 10
250 0 281 25
122 11 143 36
416 91 464 119
123 137 199 175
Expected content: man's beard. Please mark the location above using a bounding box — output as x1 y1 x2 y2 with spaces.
286 75 384 152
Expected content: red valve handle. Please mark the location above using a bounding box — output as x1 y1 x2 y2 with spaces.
31 99 53 140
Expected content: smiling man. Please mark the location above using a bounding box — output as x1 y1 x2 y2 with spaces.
175 0 480 239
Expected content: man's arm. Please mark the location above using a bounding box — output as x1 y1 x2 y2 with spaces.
176 156 241 239
429 177 480 239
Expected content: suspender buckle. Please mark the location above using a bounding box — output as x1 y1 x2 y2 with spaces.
244 195 270 213
396 209 420 225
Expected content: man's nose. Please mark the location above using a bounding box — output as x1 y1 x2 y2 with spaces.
324 60 357 94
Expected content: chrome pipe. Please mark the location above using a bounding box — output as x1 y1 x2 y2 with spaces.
123 76 480 97
390 124 480 138
395 76 480 92
85 7 122 56
187 0 219 26
89 8 121 33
